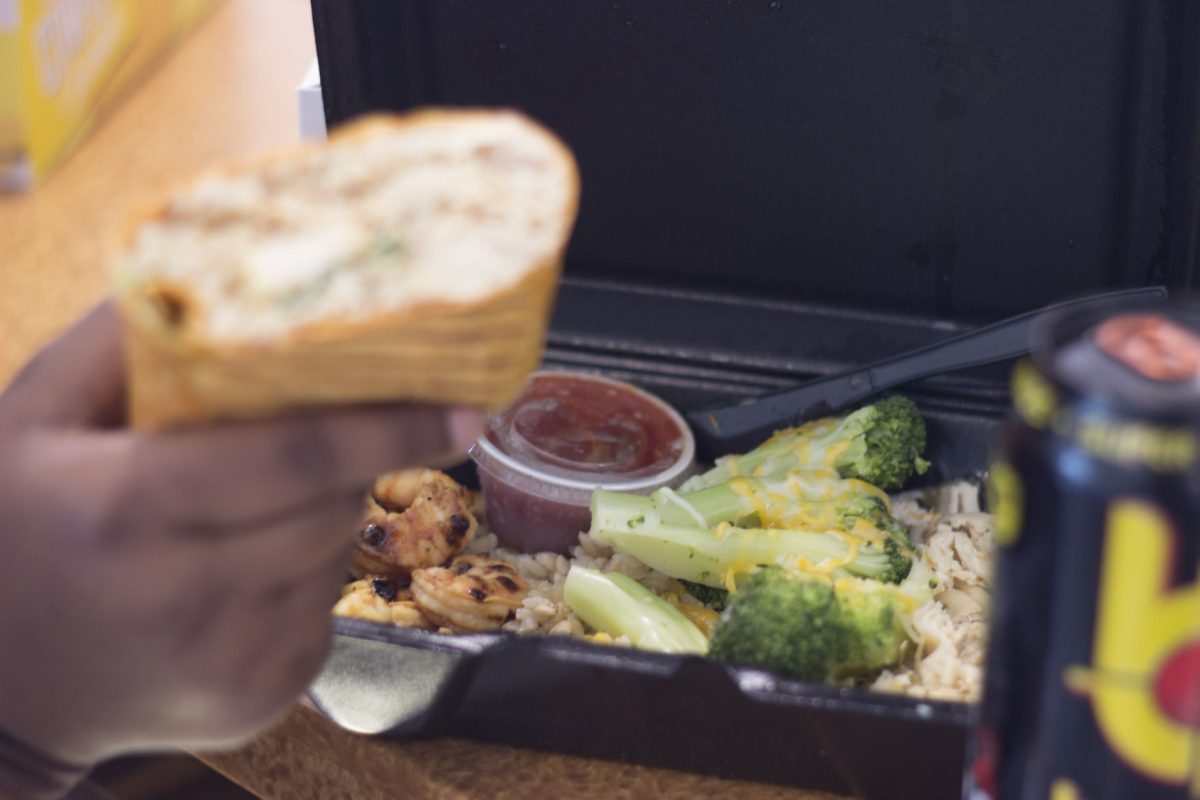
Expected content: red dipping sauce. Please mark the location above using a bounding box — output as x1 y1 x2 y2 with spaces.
469 372 695 553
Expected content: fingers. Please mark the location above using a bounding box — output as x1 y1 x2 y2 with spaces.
172 554 346 739
155 529 352 664
206 492 360 591
4 301 488 534
119 403 485 530
235 568 343 706
0 302 126 429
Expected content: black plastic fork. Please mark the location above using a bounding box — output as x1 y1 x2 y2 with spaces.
686 286 1169 458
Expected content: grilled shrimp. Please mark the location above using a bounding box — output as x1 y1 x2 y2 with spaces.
411 555 529 632
353 469 477 576
332 577 430 628
467 489 487 523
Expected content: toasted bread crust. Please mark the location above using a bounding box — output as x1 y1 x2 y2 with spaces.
116 109 578 428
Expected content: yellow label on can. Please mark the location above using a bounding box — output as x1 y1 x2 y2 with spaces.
1011 359 1058 429
1072 414 1197 472
1067 501 1200 793
987 460 1023 548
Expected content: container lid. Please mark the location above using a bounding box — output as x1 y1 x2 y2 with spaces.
312 0 1200 322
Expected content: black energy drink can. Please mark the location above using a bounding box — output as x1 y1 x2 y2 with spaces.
969 304 1200 800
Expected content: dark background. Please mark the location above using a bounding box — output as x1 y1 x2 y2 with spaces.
314 0 1200 322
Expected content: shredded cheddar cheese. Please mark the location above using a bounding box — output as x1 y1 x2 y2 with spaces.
722 560 758 591
664 592 720 637
823 439 852 468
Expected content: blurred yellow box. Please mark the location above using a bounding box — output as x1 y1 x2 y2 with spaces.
0 0 221 191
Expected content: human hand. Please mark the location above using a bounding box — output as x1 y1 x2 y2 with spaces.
0 303 483 794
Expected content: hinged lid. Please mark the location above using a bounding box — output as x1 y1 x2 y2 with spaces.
313 0 1200 321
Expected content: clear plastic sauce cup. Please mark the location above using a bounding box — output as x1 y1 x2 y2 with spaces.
469 371 696 553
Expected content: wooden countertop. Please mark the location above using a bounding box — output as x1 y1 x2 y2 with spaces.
0 0 318 383
0 2 846 797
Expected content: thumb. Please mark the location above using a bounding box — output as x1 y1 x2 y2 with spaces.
117 403 487 528
0 302 126 430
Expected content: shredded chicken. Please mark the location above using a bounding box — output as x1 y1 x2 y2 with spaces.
118 111 578 342
874 500 995 703
925 512 994 592
874 600 987 702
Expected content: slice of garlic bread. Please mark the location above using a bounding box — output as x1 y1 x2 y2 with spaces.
114 109 579 428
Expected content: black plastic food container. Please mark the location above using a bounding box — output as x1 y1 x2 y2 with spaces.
308 2 1200 796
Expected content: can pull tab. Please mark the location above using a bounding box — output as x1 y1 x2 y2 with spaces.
1094 314 1200 382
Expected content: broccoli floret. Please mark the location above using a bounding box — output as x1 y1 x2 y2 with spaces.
834 396 930 491
594 469 914 563
684 396 930 492
708 566 926 682
880 537 915 583
838 581 913 673
590 488 915 588
680 580 730 611
710 568 849 681
836 492 912 547
657 470 894 530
